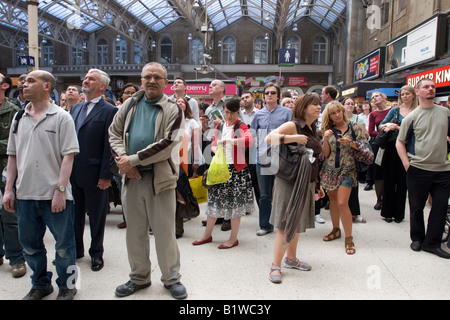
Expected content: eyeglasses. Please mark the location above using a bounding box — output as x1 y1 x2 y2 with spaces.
141 75 166 82
123 91 135 95
265 91 277 95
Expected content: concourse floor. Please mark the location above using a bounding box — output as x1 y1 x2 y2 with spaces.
0 184 449 301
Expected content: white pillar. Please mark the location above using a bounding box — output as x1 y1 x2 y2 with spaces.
27 0 40 70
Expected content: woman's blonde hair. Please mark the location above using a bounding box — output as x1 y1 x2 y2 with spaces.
398 85 418 109
321 101 348 134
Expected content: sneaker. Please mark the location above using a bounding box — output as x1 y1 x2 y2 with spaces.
269 264 282 283
315 214 325 224
22 285 54 300
164 282 187 299
283 257 312 271
256 229 273 236
56 288 77 300
11 262 27 278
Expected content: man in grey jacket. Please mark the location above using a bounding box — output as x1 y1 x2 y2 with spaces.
109 62 187 299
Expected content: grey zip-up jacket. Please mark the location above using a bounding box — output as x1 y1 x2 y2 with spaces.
109 90 185 195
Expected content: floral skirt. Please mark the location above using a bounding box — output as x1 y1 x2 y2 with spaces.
320 163 357 191
205 165 255 220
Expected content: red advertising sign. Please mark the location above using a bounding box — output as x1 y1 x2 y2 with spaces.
288 77 308 86
164 83 237 96
406 65 450 88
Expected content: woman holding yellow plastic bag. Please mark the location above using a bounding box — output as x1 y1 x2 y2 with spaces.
192 98 254 249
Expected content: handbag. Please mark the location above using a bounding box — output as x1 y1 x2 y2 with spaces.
189 176 208 203
268 143 306 181
176 187 200 219
373 108 400 148
349 122 374 172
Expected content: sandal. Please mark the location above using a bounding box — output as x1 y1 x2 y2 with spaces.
323 227 341 241
269 264 282 284
345 236 356 255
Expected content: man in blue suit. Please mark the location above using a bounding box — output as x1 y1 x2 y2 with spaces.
70 69 117 271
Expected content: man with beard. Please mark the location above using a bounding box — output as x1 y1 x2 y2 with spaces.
70 69 117 271
397 78 450 259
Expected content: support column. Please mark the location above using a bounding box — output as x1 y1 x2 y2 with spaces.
27 0 39 70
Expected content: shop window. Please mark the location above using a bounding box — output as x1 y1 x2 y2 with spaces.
72 40 85 66
287 36 301 64
134 44 143 64
97 39 108 65
160 37 173 64
254 36 268 64
115 37 127 64
191 36 204 65
221 36 236 64
312 36 327 65
41 40 54 67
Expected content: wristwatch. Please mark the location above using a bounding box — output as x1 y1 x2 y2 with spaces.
55 185 66 192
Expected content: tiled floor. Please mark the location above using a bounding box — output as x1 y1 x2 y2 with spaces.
0 184 449 300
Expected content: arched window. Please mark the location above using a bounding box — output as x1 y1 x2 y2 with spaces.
115 37 127 64
254 36 268 64
72 40 85 65
160 37 173 64
97 39 108 65
41 40 54 67
313 36 327 65
287 36 301 64
191 36 204 65
221 36 236 64
134 44 144 64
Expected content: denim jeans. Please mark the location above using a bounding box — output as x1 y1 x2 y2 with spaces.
0 205 25 265
256 164 275 231
16 200 77 290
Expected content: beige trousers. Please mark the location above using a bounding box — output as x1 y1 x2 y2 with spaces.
122 172 181 286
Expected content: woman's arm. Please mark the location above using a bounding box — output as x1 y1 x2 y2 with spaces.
264 121 307 146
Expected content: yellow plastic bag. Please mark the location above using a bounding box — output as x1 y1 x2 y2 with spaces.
206 145 230 186
189 176 208 204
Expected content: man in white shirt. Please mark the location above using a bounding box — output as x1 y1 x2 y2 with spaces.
239 90 260 208
170 77 199 121
239 90 259 126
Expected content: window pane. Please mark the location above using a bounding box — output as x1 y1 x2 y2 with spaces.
160 37 172 64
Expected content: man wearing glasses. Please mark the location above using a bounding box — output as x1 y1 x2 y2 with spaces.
109 62 187 299
250 82 292 236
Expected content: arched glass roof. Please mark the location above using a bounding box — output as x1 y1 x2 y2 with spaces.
0 0 346 48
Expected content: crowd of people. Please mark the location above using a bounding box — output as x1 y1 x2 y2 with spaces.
0 64 448 299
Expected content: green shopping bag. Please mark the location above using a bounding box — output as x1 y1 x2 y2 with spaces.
206 144 230 186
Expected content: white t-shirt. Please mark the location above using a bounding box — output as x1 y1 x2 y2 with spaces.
185 118 204 165
220 122 235 165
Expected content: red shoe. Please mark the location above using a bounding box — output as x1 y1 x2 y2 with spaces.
218 240 239 249
192 236 212 246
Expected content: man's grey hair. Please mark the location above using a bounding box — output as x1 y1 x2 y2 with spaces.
87 68 110 87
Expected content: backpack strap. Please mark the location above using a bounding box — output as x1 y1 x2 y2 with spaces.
12 109 25 134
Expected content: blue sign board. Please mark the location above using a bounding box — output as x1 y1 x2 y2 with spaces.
278 49 295 66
